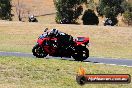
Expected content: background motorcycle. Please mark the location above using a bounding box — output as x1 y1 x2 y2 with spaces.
29 17 38 22
32 33 89 61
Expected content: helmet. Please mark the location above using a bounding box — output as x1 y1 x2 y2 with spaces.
49 29 58 36
30 15 34 19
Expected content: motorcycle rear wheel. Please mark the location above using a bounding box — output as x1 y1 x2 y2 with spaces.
32 44 48 58
72 46 89 61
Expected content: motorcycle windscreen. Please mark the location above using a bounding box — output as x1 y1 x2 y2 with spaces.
39 34 47 39
77 37 85 42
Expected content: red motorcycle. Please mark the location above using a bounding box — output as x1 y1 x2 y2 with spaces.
32 33 90 61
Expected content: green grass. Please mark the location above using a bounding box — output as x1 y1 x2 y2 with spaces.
0 56 131 88
0 21 132 59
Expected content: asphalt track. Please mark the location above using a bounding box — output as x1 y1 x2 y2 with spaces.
0 51 132 67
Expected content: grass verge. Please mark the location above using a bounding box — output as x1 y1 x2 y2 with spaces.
0 21 132 59
0 56 132 88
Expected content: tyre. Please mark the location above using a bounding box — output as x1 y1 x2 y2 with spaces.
32 44 48 58
72 46 89 61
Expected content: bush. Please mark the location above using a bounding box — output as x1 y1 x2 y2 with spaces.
123 11 132 26
82 9 99 25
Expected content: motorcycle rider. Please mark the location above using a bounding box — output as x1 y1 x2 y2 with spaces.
28 15 38 22
48 28 74 56
48 29 73 44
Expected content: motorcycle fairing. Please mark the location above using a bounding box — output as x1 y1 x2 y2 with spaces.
75 37 89 46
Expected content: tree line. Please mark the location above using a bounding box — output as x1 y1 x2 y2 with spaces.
54 0 132 26
0 0 132 26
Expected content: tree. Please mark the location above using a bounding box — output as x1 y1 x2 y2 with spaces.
97 0 125 18
96 0 126 26
53 0 87 24
121 0 132 12
82 9 99 25
123 11 132 26
0 0 12 20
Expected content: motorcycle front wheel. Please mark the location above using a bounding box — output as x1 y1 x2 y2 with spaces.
72 46 89 61
32 44 48 58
